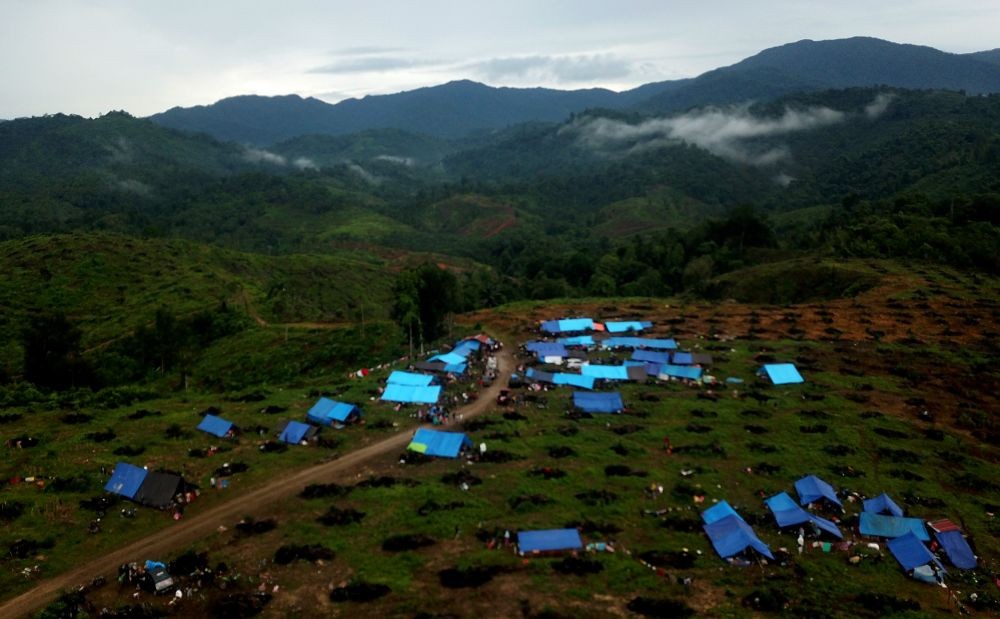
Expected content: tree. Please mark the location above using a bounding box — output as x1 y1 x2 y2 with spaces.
21 312 89 390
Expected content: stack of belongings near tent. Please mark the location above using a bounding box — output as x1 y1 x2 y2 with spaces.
196 414 239 439
572 391 624 414
381 371 442 405
758 363 805 385
407 428 472 459
701 500 774 565
275 420 319 445
517 528 583 556
105 462 195 511
306 397 362 427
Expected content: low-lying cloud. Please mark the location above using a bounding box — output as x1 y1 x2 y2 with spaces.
243 147 316 170
468 52 632 83
864 93 895 119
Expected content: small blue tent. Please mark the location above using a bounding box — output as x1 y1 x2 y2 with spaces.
704 515 774 560
762 363 804 385
541 318 594 334
658 364 703 380
552 373 596 389
764 492 843 539
558 335 594 346
581 364 630 380
525 342 568 358
572 391 623 413
279 420 314 444
863 493 904 518
795 475 842 508
602 337 677 350
518 529 583 554
604 320 652 333
888 532 944 572
671 352 694 365
387 371 434 386
632 350 670 364
196 414 236 438
381 384 441 404
935 530 977 570
306 397 361 426
104 462 148 499
407 428 472 458
701 500 741 525
859 512 930 541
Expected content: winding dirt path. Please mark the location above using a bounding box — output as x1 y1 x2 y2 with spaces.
0 348 513 618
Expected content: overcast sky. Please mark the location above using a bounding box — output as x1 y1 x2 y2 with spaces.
1 0 997 118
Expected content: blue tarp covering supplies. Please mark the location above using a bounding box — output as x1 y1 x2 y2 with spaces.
762 363 804 385
105 462 148 499
795 475 843 508
604 321 652 333
632 350 671 364
863 493 905 517
196 414 235 438
306 397 360 425
700 503 774 560
381 384 441 404
407 428 472 458
279 420 314 444
935 530 977 569
558 335 594 346
572 392 624 413
541 318 594 334
859 512 930 541
581 364 630 380
525 341 568 358
658 364 703 381
888 532 944 572
387 371 435 386
518 529 583 554
764 492 843 539
602 337 677 350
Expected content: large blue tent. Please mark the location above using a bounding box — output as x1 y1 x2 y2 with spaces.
381 384 441 404
795 475 842 508
859 512 930 541
541 318 594 334
558 335 594 346
407 428 472 458
518 529 583 554
935 530 977 569
671 352 694 365
632 350 671 364
701 500 741 525
279 420 314 444
762 363 804 385
429 352 466 365
764 492 843 538
581 364 630 380
196 414 236 438
704 515 774 560
863 493 904 517
887 532 944 572
552 373 596 389
387 371 435 386
451 340 480 357
306 397 361 425
602 337 677 350
658 364 703 381
572 391 623 413
525 342 568 358
604 320 652 333
104 462 148 499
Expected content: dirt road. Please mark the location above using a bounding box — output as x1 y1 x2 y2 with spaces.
0 348 513 618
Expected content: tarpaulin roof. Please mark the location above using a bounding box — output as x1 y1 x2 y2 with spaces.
701 500 741 525
572 391 623 413
704 515 774 560
863 493 904 518
387 371 434 386
762 363 804 385
859 512 930 541
105 462 148 499
429 352 466 365
558 335 594 346
134 471 183 509
671 352 694 365
935 530 977 569
444 363 467 374
541 318 594 333
795 475 842 508
196 414 235 438
306 397 360 425
452 340 480 357
601 337 677 350
764 492 843 539
279 420 314 444
407 428 472 458
887 532 943 571
632 350 670 364
518 529 583 554
414 361 446 373
581 364 630 380
658 365 703 380
381 384 441 404
605 321 652 333
525 342 568 358
553 373 596 389
525 368 555 383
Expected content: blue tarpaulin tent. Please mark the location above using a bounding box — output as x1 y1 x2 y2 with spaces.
387 371 434 386
381 384 441 404
279 420 314 444
671 352 694 365
306 397 360 425
632 350 670 364
572 391 623 413
605 321 652 333
558 335 594 346
104 462 148 499
859 512 930 541
196 414 236 438
701 500 741 525
525 342 568 358
541 318 594 334
444 363 467 374
429 352 466 365
863 493 905 517
581 364 630 380
765 492 843 538
451 340 480 357
795 475 842 508
658 365 703 380
407 428 472 458
762 364 804 385
518 529 583 554
552 373 596 389
888 532 944 571
602 337 677 350
935 530 977 569
704 515 774 560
